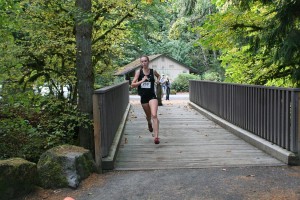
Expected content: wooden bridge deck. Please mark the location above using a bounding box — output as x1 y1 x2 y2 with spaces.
115 96 284 170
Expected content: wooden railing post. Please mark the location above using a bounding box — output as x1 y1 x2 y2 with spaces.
297 92 300 158
156 83 163 106
93 94 102 173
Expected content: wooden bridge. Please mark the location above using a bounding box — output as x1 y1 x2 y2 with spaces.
93 81 300 171
115 96 283 170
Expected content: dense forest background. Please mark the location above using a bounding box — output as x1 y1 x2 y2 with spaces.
0 0 299 163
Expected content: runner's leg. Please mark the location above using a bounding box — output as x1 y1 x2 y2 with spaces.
149 99 159 138
141 103 153 132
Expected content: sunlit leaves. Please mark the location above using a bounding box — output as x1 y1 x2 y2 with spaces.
195 0 300 87
114 0 173 63
166 0 220 74
197 2 272 49
168 18 186 40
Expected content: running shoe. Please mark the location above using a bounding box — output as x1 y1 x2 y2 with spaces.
154 137 160 144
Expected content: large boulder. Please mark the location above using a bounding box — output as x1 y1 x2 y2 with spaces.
37 145 97 189
0 158 37 200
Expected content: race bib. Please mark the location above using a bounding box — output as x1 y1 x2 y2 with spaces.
141 82 151 88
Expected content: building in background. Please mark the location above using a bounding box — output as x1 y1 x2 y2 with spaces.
115 54 198 83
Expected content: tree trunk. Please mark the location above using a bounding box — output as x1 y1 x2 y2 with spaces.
75 0 94 153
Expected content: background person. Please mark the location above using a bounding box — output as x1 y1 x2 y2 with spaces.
160 74 166 98
165 76 171 100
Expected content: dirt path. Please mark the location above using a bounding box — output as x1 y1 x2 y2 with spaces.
23 166 300 200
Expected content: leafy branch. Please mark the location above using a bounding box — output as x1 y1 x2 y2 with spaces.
92 3 138 45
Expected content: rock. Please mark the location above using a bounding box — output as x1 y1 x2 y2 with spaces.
37 145 97 189
0 158 37 200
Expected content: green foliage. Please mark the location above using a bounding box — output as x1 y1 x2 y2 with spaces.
202 71 223 81
95 69 117 89
168 0 221 75
0 0 146 156
117 0 172 61
92 0 140 74
0 118 41 161
37 97 91 147
171 73 201 92
170 89 177 94
197 0 300 87
130 87 138 95
0 91 91 163
3 0 298 164
115 0 218 78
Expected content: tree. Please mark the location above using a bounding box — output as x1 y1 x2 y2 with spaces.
198 0 300 87
166 0 222 76
1 0 144 154
111 0 222 77
75 0 94 151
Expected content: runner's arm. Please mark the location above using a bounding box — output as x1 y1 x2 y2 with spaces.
131 70 147 88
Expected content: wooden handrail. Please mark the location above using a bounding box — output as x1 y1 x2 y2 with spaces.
93 81 129 171
190 80 300 156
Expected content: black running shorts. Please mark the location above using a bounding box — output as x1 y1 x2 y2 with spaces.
140 93 157 104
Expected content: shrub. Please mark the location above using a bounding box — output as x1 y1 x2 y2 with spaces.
170 89 176 94
202 71 222 82
0 118 43 161
0 92 91 163
130 87 138 95
171 73 202 92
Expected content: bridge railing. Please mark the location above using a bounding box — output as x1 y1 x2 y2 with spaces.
190 80 300 154
93 81 129 168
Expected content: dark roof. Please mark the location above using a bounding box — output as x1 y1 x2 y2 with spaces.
115 54 198 76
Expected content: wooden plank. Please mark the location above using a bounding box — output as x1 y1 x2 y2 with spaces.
115 98 284 170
